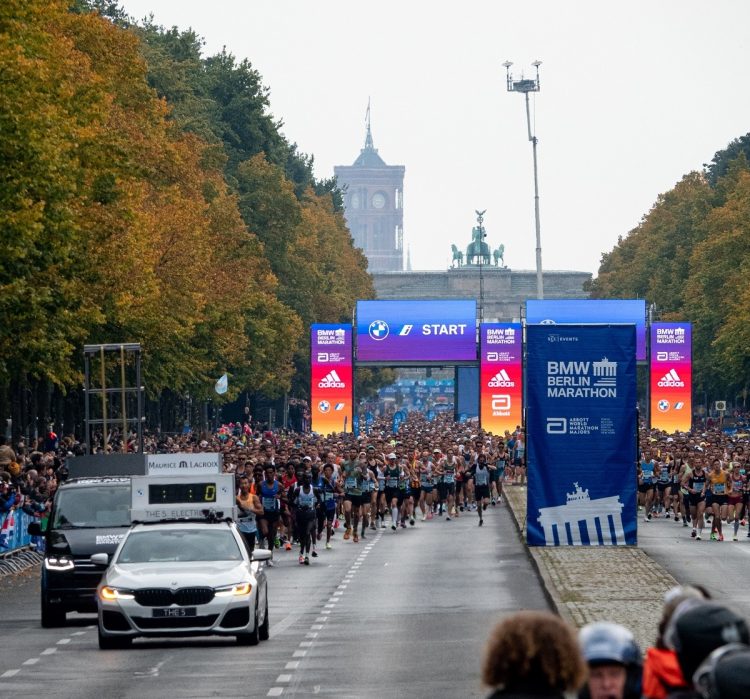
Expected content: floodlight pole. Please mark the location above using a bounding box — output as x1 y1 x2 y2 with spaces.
503 60 544 299
476 209 487 324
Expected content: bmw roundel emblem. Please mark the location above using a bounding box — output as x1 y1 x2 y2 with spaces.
657 399 670 412
368 320 390 341
318 400 331 413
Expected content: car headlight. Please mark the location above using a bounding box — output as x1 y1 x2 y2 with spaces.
214 582 252 597
44 556 75 571
99 586 135 601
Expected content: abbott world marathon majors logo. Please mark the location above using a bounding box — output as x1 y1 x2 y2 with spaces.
547 358 618 398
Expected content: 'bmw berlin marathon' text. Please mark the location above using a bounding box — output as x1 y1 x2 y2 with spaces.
546 360 618 399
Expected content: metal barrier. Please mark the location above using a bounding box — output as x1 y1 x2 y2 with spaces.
0 509 44 555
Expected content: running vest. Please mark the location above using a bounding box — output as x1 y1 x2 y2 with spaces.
689 471 707 495
236 492 257 533
296 485 316 510
475 465 489 486
640 461 655 484
443 461 456 484
321 478 337 510
385 467 400 489
260 480 280 512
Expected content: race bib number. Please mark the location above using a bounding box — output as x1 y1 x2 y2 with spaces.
714 483 725 495
262 497 277 511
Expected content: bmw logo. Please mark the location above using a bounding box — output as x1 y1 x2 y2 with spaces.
540 319 556 325
657 400 670 412
368 320 390 341
318 400 331 413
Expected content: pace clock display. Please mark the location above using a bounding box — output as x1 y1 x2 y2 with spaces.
148 482 217 505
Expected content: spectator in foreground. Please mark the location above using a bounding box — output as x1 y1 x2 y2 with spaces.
578 621 642 699
663 601 749 699
482 610 586 698
692 643 750 699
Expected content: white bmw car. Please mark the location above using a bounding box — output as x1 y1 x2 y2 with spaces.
94 521 270 649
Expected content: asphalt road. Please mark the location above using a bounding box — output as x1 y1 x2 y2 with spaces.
638 511 750 617
0 502 548 698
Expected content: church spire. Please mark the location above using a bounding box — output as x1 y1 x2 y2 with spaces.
364 97 374 150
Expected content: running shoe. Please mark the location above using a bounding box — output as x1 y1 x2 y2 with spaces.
325 542 332 550
733 535 738 541
719 534 724 541
299 555 304 564
478 519 483 527
334 518 340 529
421 515 427 522
343 528 351 540
696 533 702 540
369 524 376 531
742 519 747 526
284 542 292 551
691 529 697 538
482 503 488 512
267 559 274 567
710 533 718 541
304 556 310 565
380 521 386 529
427 512 433 520
400 522 406 529
391 524 397 531
647 513 652 521
353 533 359 543
274 537 281 548
683 520 689 527
491 499 496 507
360 531 366 539
312 550 318 557
410 518 415 526
665 512 671 519
446 516 451 521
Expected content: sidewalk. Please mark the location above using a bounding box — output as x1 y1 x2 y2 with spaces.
503 485 677 650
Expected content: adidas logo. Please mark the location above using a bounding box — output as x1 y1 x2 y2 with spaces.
657 368 685 388
318 370 346 389
488 369 515 388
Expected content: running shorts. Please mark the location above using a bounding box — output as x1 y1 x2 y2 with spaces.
711 494 728 507
638 483 655 494
475 485 490 500
727 494 743 507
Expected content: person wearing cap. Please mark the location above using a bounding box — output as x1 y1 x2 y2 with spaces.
578 621 643 699
663 601 750 699
692 643 750 699
642 586 708 699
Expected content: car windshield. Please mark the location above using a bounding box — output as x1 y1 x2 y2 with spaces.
52 485 131 528
117 529 243 563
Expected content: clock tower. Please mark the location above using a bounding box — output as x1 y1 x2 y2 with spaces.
334 109 404 272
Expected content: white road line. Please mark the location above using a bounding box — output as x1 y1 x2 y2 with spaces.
267 688 284 696
299 641 313 648
293 650 307 658
276 674 292 683
56 638 71 645
1 670 20 678
71 631 86 636
22 658 39 666
324 603 335 608
41 648 57 655
285 661 299 670
311 625 324 630
305 632 318 639
337 584 347 589
315 617 327 623
320 610 330 615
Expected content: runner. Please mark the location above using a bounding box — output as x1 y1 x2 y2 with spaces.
638 450 657 522
469 454 493 526
685 456 708 540
383 452 403 531
727 462 746 541
707 457 731 542
236 475 263 555
290 471 321 564
258 464 282 564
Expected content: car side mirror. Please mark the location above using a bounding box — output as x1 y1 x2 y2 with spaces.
252 548 272 562
90 553 110 566
27 521 43 537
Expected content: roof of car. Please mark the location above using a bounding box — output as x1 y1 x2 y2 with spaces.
59 476 131 488
129 520 235 533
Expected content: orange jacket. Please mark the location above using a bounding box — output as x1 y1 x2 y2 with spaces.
642 647 688 699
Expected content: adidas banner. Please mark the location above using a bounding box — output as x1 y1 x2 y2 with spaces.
480 323 522 435
650 322 692 434
311 324 353 435
526 324 637 547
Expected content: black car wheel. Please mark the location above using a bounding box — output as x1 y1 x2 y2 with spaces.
259 598 269 641
41 594 66 628
236 603 260 646
98 626 132 650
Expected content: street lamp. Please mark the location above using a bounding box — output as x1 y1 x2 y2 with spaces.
503 60 544 299
476 209 487 323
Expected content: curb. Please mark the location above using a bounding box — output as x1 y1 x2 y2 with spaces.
503 492 566 620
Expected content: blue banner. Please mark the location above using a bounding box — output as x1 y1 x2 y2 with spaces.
526 325 637 546
352 414 360 437
392 410 405 434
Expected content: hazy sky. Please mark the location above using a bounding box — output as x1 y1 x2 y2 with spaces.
121 0 750 275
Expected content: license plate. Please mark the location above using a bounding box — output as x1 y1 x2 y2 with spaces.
152 607 197 618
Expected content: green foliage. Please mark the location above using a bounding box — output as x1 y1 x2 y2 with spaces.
591 135 750 399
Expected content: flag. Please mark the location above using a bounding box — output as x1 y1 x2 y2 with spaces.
0 511 15 549
215 373 228 395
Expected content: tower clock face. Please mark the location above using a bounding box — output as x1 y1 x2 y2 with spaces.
350 193 360 209
372 192 386 209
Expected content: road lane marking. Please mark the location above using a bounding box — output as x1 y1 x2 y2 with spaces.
71 631 86 636
41 648 57 655
293 650 307 658
57 638 71 645
299 641 313 647
285 661 299 670
305 632 318 639
276 674 292 683
267 689 283 696
311 625 324 630
1 670 19 678
22 658 39 666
